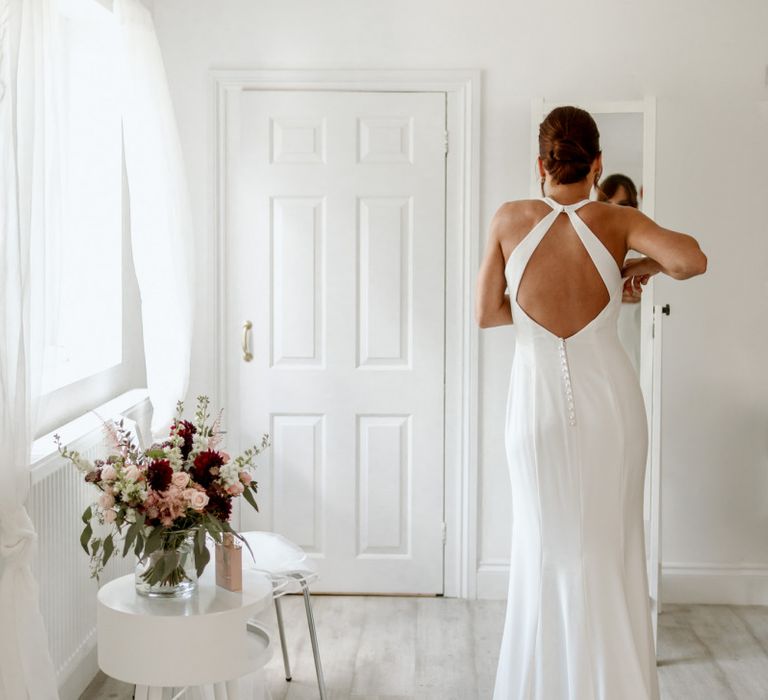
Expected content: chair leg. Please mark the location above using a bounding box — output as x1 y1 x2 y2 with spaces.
273 594 292 681
295 574 328 700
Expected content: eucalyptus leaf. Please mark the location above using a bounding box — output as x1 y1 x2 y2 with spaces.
80 523 92 555
143 527 163 556
194 543 210 578
102 534 114 567
242 487 257 511
122 522 138 557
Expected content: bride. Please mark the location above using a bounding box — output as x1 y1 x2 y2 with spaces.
475 106 706 699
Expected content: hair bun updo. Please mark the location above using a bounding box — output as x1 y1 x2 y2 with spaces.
539 106 601 185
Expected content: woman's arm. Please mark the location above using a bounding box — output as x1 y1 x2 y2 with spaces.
623 208 707 280
475 205 514 328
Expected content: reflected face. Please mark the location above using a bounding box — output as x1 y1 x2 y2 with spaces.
606 185 635 207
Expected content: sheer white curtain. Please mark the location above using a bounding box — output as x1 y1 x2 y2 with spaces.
0 0 61 698
116 0 194 439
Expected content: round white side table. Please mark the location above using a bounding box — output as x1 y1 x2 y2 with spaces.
97 566 274 699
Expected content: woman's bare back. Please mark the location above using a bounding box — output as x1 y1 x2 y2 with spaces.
500 199 628 339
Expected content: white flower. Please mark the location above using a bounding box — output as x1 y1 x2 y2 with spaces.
75 457 95 474
218 461 240 488
189 433 208 459
167 446 184 472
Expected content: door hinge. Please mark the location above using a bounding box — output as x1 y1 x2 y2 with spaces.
441 521 447 544
443 130 449 155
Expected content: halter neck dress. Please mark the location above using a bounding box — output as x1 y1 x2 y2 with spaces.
492 196 660 700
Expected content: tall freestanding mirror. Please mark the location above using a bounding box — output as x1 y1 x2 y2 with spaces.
530 98 664 646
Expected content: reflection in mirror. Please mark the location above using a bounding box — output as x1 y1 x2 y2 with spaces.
592 112 644 374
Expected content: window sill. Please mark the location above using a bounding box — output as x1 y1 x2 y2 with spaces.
31 388 150 478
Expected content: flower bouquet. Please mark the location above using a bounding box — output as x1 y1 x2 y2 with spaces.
56 395 270 597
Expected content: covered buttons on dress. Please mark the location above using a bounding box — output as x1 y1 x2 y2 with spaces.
557 338 576 426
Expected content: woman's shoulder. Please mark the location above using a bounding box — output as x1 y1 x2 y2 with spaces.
579 199 643 234
491 198 551 230
493 198 549 217
490 199 555 254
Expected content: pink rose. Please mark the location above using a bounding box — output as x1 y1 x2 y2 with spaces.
220 452 231 464
124 464 142 482
172 472 190 488
184 489 209 511
103 509 117 524
101 465 117 482
99 492 115 509
227 482 244 496
240 471 252 486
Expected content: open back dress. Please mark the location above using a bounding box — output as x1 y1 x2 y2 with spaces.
492 196 660 700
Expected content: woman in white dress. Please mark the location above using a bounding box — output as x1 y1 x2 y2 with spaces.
475 106 707 700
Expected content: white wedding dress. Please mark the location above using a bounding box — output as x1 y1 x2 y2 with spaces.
492 197 660 700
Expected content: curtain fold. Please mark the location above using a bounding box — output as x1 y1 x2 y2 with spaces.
0 0 61 698
116 0 194 439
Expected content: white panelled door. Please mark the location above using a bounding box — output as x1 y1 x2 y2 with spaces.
225 90 447 593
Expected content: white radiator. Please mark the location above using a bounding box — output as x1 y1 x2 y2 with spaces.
26 391 151 698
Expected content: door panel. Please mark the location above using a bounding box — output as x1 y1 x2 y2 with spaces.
225 90 447 593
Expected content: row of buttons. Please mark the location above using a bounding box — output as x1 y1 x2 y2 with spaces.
557 338 576 426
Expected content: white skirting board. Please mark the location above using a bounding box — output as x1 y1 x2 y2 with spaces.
476 560 768 606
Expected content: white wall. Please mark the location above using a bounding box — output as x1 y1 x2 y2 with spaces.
149 0 768 601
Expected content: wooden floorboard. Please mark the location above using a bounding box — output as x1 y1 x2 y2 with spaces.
80 598 768 699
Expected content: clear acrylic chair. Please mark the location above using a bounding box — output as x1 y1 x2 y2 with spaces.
241 531 328 700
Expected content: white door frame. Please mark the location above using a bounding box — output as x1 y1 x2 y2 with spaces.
210 69 482 598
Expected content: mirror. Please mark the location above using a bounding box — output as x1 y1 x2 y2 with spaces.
531 98 662 645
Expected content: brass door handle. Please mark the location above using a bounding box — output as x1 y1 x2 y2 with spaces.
242 320 254 362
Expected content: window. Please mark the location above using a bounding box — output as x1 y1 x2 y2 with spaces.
36 0 146 437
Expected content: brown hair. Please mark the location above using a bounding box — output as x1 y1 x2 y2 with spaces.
597 173 639 208
538 106 601 184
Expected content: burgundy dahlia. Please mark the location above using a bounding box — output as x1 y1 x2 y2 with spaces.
192 450 223 488
205 488 233 522
147 459 173 492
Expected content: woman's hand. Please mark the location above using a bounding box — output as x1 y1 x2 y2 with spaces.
622 275 647 303
620 256 659 304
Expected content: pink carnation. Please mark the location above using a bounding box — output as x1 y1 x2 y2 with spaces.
240 471 252 485
103 509 117 524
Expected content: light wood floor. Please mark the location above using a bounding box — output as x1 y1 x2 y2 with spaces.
82 597 768 699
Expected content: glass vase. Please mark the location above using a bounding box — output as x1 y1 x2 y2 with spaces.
135 529 198 598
